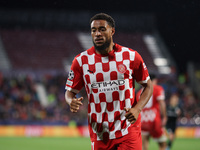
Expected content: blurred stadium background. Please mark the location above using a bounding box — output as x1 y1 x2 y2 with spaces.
0 0 200 149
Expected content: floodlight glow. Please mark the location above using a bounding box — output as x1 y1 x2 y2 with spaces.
158 66 171 74
154 58 168 66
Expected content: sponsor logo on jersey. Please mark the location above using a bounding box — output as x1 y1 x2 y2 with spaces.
91 79 125 92
141 109 156 122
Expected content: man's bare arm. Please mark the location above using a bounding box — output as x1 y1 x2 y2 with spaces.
125 79 153 124
159 99 167 126
65 90 83 113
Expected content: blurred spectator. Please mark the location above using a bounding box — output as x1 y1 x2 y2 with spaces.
0 72 199 127
166 93 182 150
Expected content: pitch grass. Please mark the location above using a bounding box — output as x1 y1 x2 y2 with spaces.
0 137 199 150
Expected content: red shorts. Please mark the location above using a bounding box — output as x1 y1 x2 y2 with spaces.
91 132 142 150
141 118 162 138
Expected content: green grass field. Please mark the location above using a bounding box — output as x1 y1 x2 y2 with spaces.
0 137 199 150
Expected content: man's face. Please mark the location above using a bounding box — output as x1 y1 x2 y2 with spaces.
91 20 114 52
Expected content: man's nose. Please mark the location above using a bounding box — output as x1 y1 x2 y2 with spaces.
95 30 101 36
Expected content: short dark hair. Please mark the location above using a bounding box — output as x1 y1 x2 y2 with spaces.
90 13 115 28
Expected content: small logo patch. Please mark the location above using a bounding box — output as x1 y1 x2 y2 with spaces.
68 70 74 80
87 70 94 74
66 80 73 86
143 63 147 70
117 64 127 74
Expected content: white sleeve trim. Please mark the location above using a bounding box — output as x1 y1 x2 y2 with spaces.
157 95 165 101
138 76 150 84
65 87 79 94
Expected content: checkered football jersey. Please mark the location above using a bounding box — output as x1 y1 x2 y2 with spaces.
65 43 150 141
136 84 165 131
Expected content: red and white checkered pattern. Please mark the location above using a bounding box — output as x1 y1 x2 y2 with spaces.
66 44 149 141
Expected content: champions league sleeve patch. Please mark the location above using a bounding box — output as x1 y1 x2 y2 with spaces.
68 70 74 80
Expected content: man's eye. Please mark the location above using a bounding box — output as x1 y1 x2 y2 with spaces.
101 28 106 31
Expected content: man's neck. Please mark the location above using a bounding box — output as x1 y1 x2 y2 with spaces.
96 42 115 55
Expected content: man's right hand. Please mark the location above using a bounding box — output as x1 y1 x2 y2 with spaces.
69 97 83 113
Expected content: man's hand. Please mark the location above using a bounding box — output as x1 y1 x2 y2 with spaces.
69 97 83 113
124 107 140 124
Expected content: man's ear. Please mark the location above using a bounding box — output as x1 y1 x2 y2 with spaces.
111 28 115 36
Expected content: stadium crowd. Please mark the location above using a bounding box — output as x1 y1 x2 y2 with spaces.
0 71 199 127
0 72 87 126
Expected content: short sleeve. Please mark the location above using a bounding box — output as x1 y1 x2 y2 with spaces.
65 57 84 93
132 51 150 84
156 86 165 101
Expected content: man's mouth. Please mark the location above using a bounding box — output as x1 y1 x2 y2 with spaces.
95 39 104 44
95 38 103 42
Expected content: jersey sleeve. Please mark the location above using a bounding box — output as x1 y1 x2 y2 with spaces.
156 86 165 101
65 57 84 93
132 51 150 84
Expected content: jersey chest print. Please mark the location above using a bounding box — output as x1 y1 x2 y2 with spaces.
66 44 149 141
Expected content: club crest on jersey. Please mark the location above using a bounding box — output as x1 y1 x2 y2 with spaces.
117 64 127 74
68 70 74 80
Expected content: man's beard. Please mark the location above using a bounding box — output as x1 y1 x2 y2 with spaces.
93 38 111 54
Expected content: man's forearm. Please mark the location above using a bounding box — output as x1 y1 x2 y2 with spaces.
65 90 76 105
135 79 153 112
160 100 167 117
159 100 167 126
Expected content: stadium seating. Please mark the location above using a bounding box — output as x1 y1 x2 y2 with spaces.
114 32 157 72
0 29 157 72
0 29 82 70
